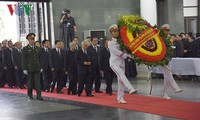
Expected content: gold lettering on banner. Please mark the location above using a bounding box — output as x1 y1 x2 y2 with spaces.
127 27 158 53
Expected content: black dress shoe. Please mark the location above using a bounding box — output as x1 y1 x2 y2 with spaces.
86 94 94 97
77 93 81 97
37 97 43 100
67 91 71 95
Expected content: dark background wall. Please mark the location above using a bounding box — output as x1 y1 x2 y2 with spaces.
51 0 140 42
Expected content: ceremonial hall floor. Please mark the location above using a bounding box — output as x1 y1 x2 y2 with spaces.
0 77 199 120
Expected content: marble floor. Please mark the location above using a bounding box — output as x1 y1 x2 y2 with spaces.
0 77 199 120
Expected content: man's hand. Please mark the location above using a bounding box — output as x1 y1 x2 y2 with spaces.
23 70 28 75
184 50 187 53
14 66 18 69
4 67 7 70
84 61 88 65
100 70 104 77
87 62 91 65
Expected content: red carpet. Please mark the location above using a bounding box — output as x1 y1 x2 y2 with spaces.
0 87 200 120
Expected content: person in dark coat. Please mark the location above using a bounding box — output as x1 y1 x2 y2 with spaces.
76 40 93 97
60 9 77 48
65 42 78 95
0 46 4 87
99 38 114 95
13 41 25 89
22 33 43 100
50 40 65 94
1 40 8 87
185 34 200 57
171 34 184 57
40 39 52 92
3 40 16 88
87 37 102 93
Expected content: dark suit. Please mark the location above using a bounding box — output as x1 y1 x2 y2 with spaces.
40 47 52 91
76 49 92 96
13 48 25 88
1 47 7 87
99 47 114 94
3 48 16 87
172 41 184 57
0 51 4 87
61 49 68 89
50 48 64 93
22 45 42 98
65 49 78 94
125 58 137 78
76 45 81 51
87 45 101 92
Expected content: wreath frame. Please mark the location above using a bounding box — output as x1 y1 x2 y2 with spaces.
117 15 173 68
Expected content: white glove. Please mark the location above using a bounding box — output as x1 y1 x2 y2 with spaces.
40 69 43 73
127 54 134 59
23 70 28 75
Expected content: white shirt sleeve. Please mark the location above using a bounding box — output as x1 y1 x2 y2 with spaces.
108 40 128 59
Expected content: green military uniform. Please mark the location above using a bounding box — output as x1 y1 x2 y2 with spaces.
22 41 42 99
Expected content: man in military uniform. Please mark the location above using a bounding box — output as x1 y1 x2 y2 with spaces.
22 33 43 100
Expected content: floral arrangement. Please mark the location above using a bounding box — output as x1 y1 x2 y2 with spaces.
117 15 173 67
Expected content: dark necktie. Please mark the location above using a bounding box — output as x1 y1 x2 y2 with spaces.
58 49 61 56
94 46 97 52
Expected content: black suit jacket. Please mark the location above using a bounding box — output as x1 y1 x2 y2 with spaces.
12 48 22 69
75 49 91 74
50 48 64 71
40 47 51 70
76 45 81 51
99 47 111 71
3 48 14 69
65 50 77 73
87 45 100 68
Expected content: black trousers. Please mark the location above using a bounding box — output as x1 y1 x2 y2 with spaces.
15 68 25 88
77 67 92 95
68 71 78 94
42 68 52 91
91 67 101 92
0 68 4 87
27 71 41 98
51 69 63 92
104 70 114 94
6 68 16 87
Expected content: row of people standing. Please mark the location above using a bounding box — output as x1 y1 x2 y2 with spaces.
0 40 26 89
0 33 137 100
171 32 200 58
